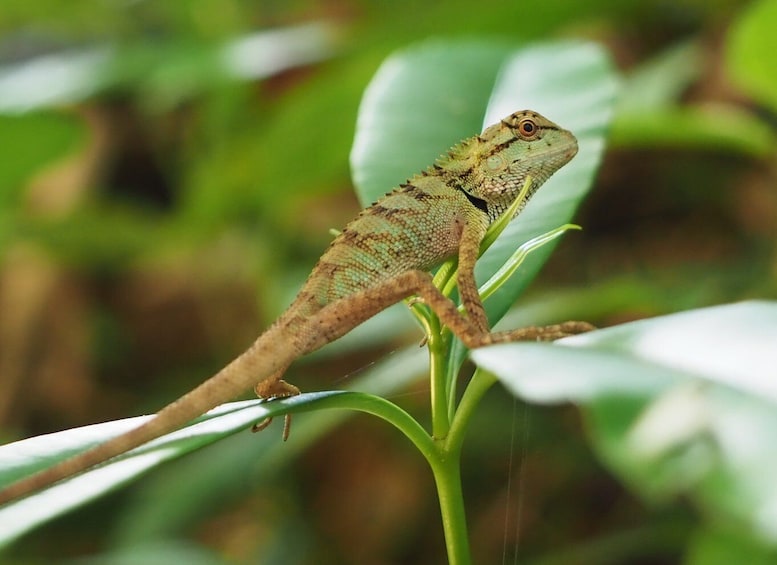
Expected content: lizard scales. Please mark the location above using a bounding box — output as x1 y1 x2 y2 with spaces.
0 110 580 505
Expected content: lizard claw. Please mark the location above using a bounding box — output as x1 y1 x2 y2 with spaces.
252 414 292 441
251 417 273 434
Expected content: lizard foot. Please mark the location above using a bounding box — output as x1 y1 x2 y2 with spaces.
252 379 301 441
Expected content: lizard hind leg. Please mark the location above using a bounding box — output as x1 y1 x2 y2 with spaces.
252 369 300 441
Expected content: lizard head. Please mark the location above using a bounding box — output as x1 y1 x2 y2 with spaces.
469 110 578 218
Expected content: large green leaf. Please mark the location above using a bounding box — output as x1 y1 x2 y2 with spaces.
351 40 618 379
350 41 513 206
471 301 777 549
351 41 617 317
475 42 617 319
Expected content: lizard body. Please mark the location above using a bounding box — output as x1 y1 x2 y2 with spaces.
0 110 585 505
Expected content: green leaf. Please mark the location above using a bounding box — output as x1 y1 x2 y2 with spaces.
477 223 581 304
615 40 703 114
611 39 776 156
351 40 619 383
0 345 428 546
0 399 299 546
685 527 777 565
611 105 776 157
350 40 513 207
727 0 777 112
351 41 618 310
476 42 617 303
471 300 777 547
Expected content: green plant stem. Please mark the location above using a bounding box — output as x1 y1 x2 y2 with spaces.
447 368 497 453
429 323 452 441
290 388 473 563
429 449 470 565
433 369 498 564
295 390 470 563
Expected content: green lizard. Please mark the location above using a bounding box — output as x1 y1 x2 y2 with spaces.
0 109 591 505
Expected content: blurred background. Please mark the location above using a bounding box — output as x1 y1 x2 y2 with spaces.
1 0 776 563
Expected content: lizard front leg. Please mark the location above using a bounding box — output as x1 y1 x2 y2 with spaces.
453 218 594 343
408 271 593 347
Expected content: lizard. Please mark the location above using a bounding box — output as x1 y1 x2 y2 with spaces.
0 109 591 505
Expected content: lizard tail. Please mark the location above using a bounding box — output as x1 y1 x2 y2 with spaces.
0 322 295 506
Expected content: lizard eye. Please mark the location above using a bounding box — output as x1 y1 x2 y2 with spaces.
517 117 539 140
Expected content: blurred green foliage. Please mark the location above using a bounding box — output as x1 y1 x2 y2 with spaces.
0 0 776 563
